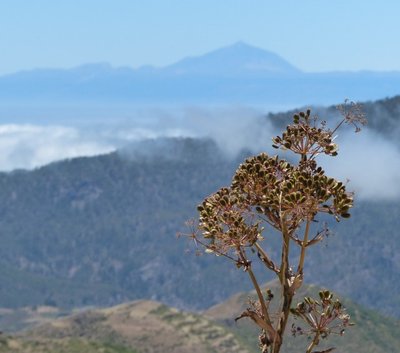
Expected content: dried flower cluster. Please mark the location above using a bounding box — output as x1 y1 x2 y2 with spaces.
186 105 364 353
291 290 354 353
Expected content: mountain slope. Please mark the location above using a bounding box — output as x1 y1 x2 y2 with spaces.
1 300 249 353
164 42 301 76
0 138 247 310
268 94 400 144
0 132 398 317
206 280 400 353
1 290 399 353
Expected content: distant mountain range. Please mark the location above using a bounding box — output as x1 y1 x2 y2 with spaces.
1 42 400 121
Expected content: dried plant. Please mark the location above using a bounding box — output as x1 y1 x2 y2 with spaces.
290 290 354 353
184 106 364 353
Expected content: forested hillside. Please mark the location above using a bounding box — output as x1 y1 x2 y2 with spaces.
0 138 246 309
269 95 400 143
0 96 398 318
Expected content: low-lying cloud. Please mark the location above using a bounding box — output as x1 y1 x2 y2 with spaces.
322 128 400 200
0 124 114 171
176 106 275 156
0 106 398 200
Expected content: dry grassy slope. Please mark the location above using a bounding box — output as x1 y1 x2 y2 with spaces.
205 280 400 353
0 306 71 333
0 300 250 353
0 285 399 353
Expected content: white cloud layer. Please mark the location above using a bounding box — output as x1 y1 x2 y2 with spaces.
0 124 114 171
0 108 398 201
321 128 400 200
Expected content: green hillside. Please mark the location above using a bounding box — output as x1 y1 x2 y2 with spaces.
205 280 400 353
268 95 400 145
0 138 244 310
0 96 397 318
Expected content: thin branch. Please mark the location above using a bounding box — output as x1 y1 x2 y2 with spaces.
272 207 293 353
306 227 328 247
331 117 347 136
297 219 310 275
191 235 239 263
254 242 280 274
278 193 290 286
237 248 278 344
290 233 302 246
279 216 290 285
306 332 321 353
238 249 268 319
309 117 346 160
235 310 279 345
256 213 276 228
296 311 318 328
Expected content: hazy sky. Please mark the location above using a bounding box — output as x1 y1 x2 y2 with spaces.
1 1 400 75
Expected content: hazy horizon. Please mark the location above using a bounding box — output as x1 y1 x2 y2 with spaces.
1 1 400 75
3 40 400 76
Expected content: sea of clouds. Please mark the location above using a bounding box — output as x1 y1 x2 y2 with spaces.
0 106 398 200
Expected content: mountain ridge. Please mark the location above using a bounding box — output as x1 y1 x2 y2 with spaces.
1 42 400 108
1 286 399 353
6 42 400 77
163 41 301 76
0 42 300 78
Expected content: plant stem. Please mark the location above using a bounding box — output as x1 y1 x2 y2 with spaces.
306 332 320 353
272 212 294 353
278 212 289 286
246 265 278 344
247 266 268 319
297 219 310 275
254 242 279 274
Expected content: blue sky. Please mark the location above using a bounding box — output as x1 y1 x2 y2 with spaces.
1 0 400 75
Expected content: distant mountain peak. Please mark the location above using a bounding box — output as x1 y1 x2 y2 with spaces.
164 41 301 76
219 41 270 52
221 40 260 51
232 40 248 47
